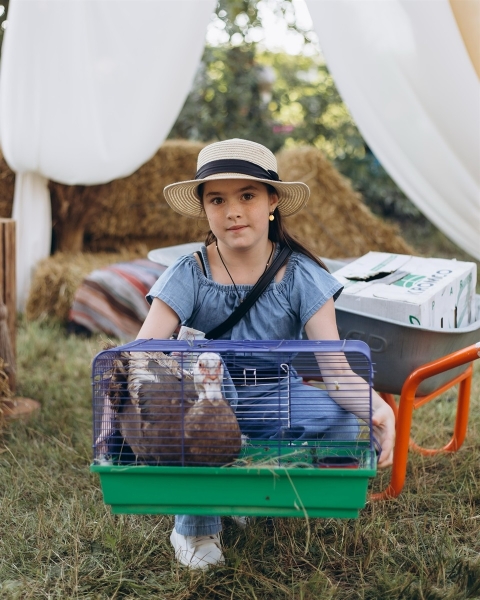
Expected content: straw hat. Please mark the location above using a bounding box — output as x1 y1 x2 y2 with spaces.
163 138 310 218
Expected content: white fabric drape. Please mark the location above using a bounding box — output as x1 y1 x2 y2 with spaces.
306 0 480 260
12 173 51 311
0 0 216 310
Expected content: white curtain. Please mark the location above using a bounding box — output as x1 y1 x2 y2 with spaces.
0 0 216 310
12 173 51 312
306 0 480 261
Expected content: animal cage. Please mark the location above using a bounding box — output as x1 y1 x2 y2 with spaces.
91 339 377 519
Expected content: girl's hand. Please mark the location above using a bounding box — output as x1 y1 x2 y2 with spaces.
305 300 396 468
371 393 395 469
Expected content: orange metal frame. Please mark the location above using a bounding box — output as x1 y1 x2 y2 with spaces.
371 342 480 501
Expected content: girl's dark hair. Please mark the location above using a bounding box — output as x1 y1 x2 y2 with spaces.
198 182 329 272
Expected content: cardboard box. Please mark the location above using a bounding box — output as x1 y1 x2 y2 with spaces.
333 252 477 329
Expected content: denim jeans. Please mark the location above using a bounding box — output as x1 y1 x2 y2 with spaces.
175 513 222 536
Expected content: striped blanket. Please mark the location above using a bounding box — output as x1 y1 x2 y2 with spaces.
69 259 167 340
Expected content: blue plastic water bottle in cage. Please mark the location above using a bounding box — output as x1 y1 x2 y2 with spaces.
90 339 377 518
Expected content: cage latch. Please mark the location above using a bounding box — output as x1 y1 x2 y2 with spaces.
242 368 257 386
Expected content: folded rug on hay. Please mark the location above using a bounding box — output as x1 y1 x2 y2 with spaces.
69 259 167 339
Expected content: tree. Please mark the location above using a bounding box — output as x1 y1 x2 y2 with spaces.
169 0 303 152
0 1 9 58
169 0 417 219
260 51 417 218
169 45 285 151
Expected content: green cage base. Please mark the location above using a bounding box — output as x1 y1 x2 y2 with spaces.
91 443 377 519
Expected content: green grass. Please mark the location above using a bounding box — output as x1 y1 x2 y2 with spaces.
0 319 479 599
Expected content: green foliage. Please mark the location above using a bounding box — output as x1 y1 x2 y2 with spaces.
0 0 8 58
260 52 419 217
170 0 419 219
215 0 263 40
214 0 307 44
338 151 421 219
169 45 283 151
262 52 358 154
169 0 311 152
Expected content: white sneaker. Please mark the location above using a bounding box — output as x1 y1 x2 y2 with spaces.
170 529 224 570
231 516 249 529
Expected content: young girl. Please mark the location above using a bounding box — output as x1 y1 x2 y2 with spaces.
137 138 395 570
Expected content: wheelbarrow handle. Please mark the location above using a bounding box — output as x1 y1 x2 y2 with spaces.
403 342 480 390
371 341 480 501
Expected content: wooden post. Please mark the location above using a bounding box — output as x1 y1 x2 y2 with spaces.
0 219 16 390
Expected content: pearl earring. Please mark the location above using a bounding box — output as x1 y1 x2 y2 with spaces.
269 213 275 221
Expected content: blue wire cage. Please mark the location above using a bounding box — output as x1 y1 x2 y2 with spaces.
91 339 377 518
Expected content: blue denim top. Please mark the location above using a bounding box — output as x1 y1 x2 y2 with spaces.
147 245 342 341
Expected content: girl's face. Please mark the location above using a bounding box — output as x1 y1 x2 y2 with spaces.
201 179 278 251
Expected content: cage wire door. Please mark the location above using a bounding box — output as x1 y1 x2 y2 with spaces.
91 339 377 518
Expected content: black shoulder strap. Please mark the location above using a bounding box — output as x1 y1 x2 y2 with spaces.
194 250 206 276
206 245 292 339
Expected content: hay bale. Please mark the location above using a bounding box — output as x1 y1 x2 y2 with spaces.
0 141 209 253
276 146 413 258
48 140 207 252
25 248 148 323
2 142 412 258
81 139 208 252
85 141 412 256
0 152 15 219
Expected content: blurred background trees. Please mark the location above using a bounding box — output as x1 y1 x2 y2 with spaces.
169 0 419 221
0 1 8 56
